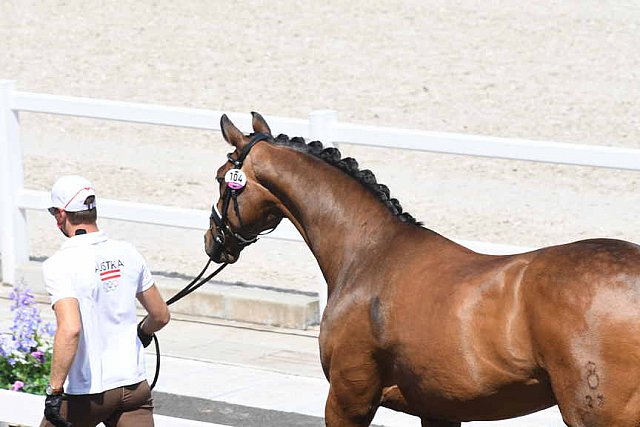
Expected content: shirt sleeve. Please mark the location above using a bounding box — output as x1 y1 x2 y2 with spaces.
42 257 77 308
134 248 154 294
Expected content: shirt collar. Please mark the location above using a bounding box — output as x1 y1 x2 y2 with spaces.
60 230 108 250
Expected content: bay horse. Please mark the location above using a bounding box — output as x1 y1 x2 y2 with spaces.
204 112 640 426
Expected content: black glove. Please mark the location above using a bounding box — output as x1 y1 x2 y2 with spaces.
137 320 153 348
44 394 72 427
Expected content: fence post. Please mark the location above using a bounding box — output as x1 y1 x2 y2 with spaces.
308 110 338 319
0 80 29 286
309 110 337 148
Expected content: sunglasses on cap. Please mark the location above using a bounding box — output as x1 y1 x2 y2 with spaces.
48 207 60 216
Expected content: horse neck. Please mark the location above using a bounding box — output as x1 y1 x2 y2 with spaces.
254 145 404 292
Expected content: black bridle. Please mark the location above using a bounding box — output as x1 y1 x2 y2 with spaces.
209 132 274 259
148 132 274 390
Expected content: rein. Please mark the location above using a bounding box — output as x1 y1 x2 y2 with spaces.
148 260 228 390
148 132 272 390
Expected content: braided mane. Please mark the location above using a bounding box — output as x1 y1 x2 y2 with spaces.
270 134 422 226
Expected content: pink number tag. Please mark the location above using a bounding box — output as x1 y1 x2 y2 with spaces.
225 169 247 190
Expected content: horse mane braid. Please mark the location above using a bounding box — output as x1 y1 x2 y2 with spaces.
272 133 422 226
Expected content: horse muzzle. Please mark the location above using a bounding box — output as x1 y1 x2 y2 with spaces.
204 228 239 264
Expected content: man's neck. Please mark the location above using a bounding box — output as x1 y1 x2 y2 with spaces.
67 223 99 236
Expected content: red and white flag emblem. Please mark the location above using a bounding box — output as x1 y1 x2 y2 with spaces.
100 269 121 282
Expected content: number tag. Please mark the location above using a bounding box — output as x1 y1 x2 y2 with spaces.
225 169 247 190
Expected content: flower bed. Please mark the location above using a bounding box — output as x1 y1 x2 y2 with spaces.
0 287 54 395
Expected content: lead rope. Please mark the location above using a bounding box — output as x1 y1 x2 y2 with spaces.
148 133 273 389
148 260 229 390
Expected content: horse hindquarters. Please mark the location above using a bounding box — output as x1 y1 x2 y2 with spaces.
541 347 640 426
539 334 640 426
525 240 640 426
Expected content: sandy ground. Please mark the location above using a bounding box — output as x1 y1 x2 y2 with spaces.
1 0 639 293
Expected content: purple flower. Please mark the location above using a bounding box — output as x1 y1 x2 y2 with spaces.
11 381 24 392
31 351 45 363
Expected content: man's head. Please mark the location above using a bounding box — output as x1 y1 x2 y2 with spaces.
48 175 98 236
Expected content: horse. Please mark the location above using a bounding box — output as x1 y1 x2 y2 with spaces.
203 112 640 426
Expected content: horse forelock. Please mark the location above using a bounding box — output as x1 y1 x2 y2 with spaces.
267 133 423 226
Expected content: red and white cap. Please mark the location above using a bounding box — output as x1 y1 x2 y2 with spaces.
50 175 97 212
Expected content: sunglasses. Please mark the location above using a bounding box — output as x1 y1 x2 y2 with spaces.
48 207 60 216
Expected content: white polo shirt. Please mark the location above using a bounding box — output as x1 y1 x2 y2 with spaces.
42 230 154 394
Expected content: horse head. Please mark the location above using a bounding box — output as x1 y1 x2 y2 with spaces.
204 112 284 263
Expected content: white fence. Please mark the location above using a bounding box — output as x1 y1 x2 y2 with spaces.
2 79 640 293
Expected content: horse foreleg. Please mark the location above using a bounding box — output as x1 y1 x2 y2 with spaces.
325 385 379 427
324 354 382 426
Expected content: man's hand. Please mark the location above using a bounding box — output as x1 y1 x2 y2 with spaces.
137 320 154 348
44 394 72 427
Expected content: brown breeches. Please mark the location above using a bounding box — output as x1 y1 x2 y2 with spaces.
40 380 153 427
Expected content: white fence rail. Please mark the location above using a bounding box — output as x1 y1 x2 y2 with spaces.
2 79 640 291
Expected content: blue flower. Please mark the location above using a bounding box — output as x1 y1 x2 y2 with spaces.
7 288 48 353
0 334 17 358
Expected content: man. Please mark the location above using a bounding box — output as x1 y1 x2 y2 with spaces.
41 175 170 427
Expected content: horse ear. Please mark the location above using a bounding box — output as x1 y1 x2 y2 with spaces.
251 111 272 136
220 114 246 148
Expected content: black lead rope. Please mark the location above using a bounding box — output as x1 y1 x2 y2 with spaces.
149 133 273 390
148 261 228 390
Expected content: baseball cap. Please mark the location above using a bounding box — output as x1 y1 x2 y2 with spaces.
49 175 97 212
